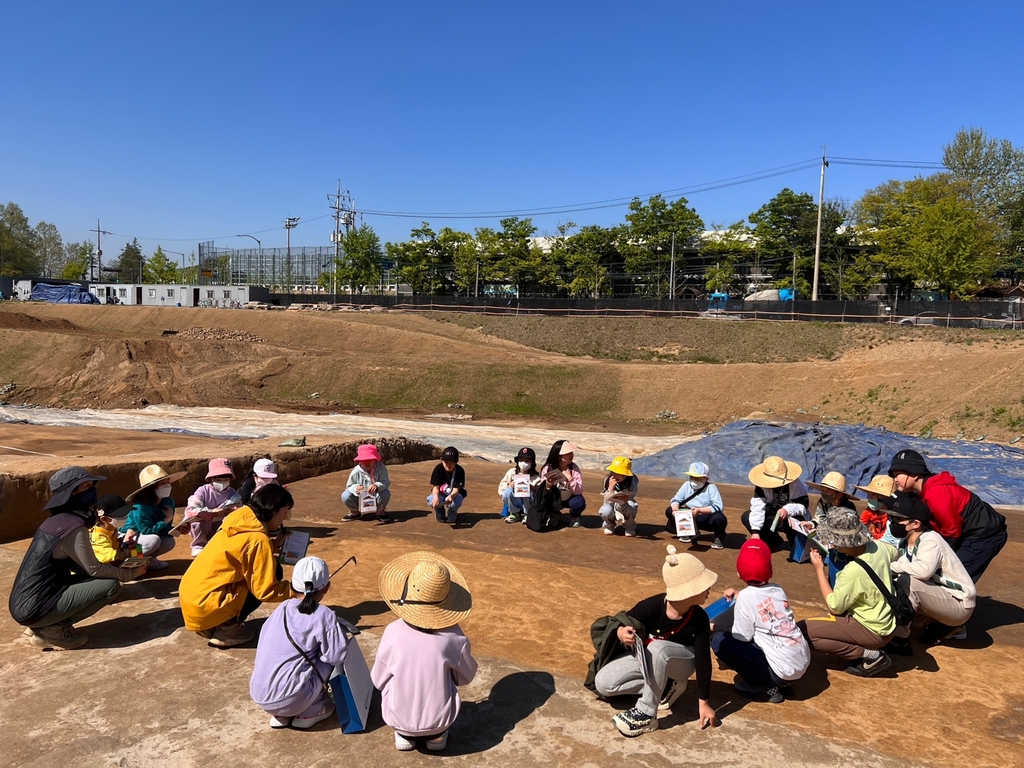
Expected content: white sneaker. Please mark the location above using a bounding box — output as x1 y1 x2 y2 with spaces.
394 731 416 751
292 701 334 729
269 715 292 729
426 730 449 751
603 527 615 535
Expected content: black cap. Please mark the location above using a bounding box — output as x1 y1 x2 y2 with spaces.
442 446 460 462
883 491 932 523
515 447 536 464
96 494 131 520
888 449 929 477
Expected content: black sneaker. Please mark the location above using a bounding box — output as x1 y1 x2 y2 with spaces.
657 679 685 715
341 512 360 522
920 622 966 646
844 651 892 678
711 537 725 550
884 636 914 656
375 512 391 523
764 685 785 704
612 707 658 737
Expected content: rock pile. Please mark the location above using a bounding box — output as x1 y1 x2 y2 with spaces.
176 327 267 343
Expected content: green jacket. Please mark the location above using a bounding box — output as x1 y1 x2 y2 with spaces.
583 611 645 693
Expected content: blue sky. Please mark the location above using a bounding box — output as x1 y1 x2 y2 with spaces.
2 1 1022 256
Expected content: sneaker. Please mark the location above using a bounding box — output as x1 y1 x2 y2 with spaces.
624 530 636 538
505 514 520 524
946 625 968 641
394 731 416 751
844 651 892 678
425 730 449 751
570 519 582 528
207 621 256 648
657 679 685 715
28 623 87 651
711 537 725 550
884 636 914 656
678 536 693 544
375 512 391 522
764 686 785 704
195 627 216 640
147 558 169 570
341 511 360 522
603 527 615 535
612 707 658 737
190 546 204 557
269 715 292 729
921 622 966 645
292 701 334 730
433 504 447 522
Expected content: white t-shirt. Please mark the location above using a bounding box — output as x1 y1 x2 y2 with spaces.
731 583 811 682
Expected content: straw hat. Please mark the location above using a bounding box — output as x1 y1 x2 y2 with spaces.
379 551 472 630
816 507 872 549
126 464 187 501
662 545 718 602
807 471 848 497
748 456 803 489
855 475 895 497
606 456 633 477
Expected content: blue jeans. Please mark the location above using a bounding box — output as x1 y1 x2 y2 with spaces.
342 487 392 514
711 631 786 691
427 493 463 523
501 487 525 517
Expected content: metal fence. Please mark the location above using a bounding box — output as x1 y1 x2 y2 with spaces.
197 243 337 289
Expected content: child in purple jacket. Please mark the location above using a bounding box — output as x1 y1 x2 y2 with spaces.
184 458 239 557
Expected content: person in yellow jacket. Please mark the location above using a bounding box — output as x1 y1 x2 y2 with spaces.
180 484 293 648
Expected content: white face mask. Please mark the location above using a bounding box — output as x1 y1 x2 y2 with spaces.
155 485 173 499
255 476 271 488
211 481 230 493
690 478 706 489
517 461 531 473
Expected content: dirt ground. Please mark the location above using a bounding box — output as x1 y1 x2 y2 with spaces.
1 450 1021 768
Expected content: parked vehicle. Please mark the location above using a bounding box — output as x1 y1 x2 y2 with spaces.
975 313 1022 330
899 311 940 326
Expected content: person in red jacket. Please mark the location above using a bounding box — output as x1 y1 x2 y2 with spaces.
888 449 1007 583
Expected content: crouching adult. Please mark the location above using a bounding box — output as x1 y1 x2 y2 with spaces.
179 484 292 648
884 492 976 647
9 467 145 651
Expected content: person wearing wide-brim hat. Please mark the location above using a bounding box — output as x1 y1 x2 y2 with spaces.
665 461 728 550
600 456 640 537
796 506 899 679
342 443 392 522
854 475 900 546
9 466 145 651
740 456 811 550
121 464 187 570
371 551 478 752
590 545 720 738
807 471 857 524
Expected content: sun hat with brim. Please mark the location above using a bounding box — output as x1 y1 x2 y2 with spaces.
379 551 472 630
855 475 895 497
662 545 718 602
606 456 633 477
807 471 848 497
354 444 381 463
559 441 578 456
43 466 107 510
748 456 803 489
126 464 187 501
816 507 873 549
686 461 710 478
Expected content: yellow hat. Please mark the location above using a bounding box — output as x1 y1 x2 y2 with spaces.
606 456 633 477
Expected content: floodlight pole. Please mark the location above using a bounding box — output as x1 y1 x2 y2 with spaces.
236 235 261 286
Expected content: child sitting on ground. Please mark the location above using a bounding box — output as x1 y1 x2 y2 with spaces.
855 475 902 547
249 556 350 730
342 444 392 522
239 457 280 505
372 551 477 752
427 447 467 525
90 494 135 564
600 456 640 537
184 458 240 557
711 539 810 703
498 447 542 524
122 464 185 570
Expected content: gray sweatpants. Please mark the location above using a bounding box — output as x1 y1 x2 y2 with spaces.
600 501 639 535
137 533 176 558
593 640 695 717
29 578 121 629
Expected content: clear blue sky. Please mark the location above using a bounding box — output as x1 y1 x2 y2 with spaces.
2 1 1022 257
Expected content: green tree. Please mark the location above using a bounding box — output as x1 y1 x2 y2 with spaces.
620 195 704 297
60 242 94 280
34 221 63 278
748 188 819 296
115 238 144 283
337 224 383 294
390 223 452 295
479 217 543 295
144 246 179 283
701 221 754 295
0 202 40 276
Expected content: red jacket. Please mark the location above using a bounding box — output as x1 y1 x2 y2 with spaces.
920 472 969 540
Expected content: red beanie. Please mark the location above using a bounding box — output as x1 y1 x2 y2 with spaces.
736 539 773 584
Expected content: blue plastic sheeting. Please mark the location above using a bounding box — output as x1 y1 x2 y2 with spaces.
30 283 99 304
632 420 1024 507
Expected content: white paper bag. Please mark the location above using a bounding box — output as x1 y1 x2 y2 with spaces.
513 474 531 498
359 492 377 515
674 508 696 538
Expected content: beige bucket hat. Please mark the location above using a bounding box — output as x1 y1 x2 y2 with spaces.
662 545 718 602
379 551 472 630
748 456 803 489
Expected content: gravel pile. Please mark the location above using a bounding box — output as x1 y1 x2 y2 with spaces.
176 327 267 343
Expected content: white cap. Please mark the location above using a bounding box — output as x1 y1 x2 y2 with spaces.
687 461 711 478
253 458 277 479
291 556 330 593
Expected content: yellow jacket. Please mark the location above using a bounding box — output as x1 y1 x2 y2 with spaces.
179 505 290 631
90 526 121 564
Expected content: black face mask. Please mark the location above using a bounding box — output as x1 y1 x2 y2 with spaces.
889 520 910 539
60 487 99 526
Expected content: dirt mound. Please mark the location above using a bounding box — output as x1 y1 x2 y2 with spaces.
175 326 267 342
0 311 80 332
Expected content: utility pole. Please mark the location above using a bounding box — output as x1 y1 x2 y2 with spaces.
812 147 828 302
90 220 110 282
475 261 480 298
328 184 355 299
669 232 676 301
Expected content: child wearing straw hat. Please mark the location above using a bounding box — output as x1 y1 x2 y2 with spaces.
807 471 856 525
121 464 187 570
342 443 392 522
592 545 719 737
741 456 810 550
372 551 477 752
855 475 901 547
249 556 350 730
599 456 639 537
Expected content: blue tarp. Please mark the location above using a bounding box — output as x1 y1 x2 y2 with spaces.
30 283 99 304
632 420 1024 507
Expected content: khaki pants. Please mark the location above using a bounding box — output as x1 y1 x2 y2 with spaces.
798 614 892 661
897 573 974 628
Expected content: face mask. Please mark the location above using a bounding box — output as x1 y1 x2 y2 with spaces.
889 520 909 539
211 481 230 493
156 485 173 499
255 476 271 489
71 487 99 512
690 479 706 490
867 498 880 511
517 461 531 473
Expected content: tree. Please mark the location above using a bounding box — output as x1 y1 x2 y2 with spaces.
0 202 40 276
701 221 754 295
748 188 819 296
115 238 144 283
620 195 704 297
60 242 94 280
336 224 383 294
479 217 543 295
390 223 452 295
144 246 179 283
34 221 63 278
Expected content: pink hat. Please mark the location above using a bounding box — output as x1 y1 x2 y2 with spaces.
559 441 578 456
355 444 381 463
206 458 234 480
